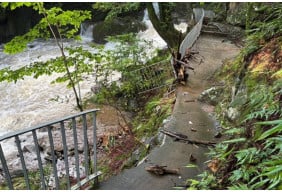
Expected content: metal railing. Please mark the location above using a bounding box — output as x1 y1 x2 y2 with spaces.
0 109 101 190
129 59 176 94
179 8 205 59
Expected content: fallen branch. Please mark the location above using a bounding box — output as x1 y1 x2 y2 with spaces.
173 58 195 70
160 129 216 147
201 30 229 36
145 165 179 176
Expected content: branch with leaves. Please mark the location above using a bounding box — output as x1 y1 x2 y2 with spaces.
0 2 91 111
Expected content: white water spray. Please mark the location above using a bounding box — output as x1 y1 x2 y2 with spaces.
0 4 188 138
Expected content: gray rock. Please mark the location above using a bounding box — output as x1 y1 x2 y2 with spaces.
22 144 36 153
198 86 224 105
226 107 240 122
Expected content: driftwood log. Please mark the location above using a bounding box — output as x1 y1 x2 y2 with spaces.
160 129 216 147
145 165 179 176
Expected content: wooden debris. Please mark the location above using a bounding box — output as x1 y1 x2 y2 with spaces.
208 158 220 173
185 99 196 102
214 132 222 138
145 165 179 176
189 153 197 162
160 129 216 146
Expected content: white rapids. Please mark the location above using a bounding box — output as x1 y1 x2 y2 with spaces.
0 4 187 138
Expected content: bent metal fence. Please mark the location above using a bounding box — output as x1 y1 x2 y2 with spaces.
132 8 205 94
129 59 176 94
0 109 101 190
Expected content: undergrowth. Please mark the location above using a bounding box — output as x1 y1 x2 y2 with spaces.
188 73 282 190
186 3 282 189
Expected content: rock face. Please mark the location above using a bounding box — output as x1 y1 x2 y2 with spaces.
92 17 146 44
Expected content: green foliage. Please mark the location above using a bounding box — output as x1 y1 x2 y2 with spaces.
93 2 140 24
106 33 156 70
87 33 169 110
1 3 91 54
243 84 281 122
192 79 281 190
187 171 217 190
133 94 173 139
0 2 92 111
190 4 282 189
256 120 282 141
242 3 282 57
0 46 98 86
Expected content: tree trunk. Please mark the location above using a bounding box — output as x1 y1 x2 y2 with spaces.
146 2 180 49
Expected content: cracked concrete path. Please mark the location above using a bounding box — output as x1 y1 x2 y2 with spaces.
98 34 240 190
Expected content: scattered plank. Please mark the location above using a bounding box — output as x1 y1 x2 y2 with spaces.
145 165 179 176
160 129 216 147
185 99 196 102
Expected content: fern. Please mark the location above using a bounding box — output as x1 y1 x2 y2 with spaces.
256 120 282 140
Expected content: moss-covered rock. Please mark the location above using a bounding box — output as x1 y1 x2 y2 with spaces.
92 17 146 44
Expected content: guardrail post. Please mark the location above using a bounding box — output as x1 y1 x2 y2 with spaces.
0 144 13 189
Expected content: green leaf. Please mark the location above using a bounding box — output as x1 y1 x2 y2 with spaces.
251 178 269 189
257 123 282 140
267 175 281 189
256 119 282 125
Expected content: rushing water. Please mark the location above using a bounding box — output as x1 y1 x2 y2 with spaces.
0 4 187 138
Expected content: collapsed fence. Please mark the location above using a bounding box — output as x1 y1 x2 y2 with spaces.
0 109 101 190
128 59 176 94
132 8 205 94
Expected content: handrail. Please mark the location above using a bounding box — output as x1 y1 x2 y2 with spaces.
0 109 99 141
0 108 101 190
179 8 205 60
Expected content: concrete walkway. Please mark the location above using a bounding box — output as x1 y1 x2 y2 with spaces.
98 34 240 190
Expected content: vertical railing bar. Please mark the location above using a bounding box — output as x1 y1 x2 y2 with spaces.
47 126 60 189
82 114 90 178
92 111 98 185
15 136 30 189
141 71 148 90
147 67 154 89
136 71 143 91
60 122 71 189
32 130 46 189
0 144 13 189
72 117 81 189
157 62 165 86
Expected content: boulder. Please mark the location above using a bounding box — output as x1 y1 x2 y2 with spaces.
92 17 146 44
198 86 225 105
